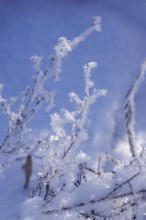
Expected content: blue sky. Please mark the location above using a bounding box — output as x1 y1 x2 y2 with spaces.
0 0 146 155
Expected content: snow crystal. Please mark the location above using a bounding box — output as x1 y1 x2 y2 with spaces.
92 16 102 32
30 55 42 72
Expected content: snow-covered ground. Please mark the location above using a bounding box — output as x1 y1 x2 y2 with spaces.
0 162 28 220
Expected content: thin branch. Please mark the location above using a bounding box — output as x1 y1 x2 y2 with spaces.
43 172 140 215
124 59 146 157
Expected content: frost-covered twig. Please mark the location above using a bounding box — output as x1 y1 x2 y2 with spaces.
43 171 140 216
50 16 102 81
0 74 55 156
124 59 146 157
31 61 107 201
62 62 107 158
43 173 140 210
0 17 102 165
127 181 138 219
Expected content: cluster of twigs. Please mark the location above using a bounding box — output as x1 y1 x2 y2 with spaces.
1 16 146 220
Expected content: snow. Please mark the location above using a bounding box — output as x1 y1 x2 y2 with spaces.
0 162 27 220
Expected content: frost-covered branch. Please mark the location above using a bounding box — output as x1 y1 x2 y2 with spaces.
0 17 101 165
2 15 146 220
42 169 142 219
62 62 107 158
31 61 107 202
28 144 146 220
50 16 102 81
125 59 146 157
0 68 55 157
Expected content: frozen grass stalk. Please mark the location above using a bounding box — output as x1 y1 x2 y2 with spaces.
125 59 146 157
